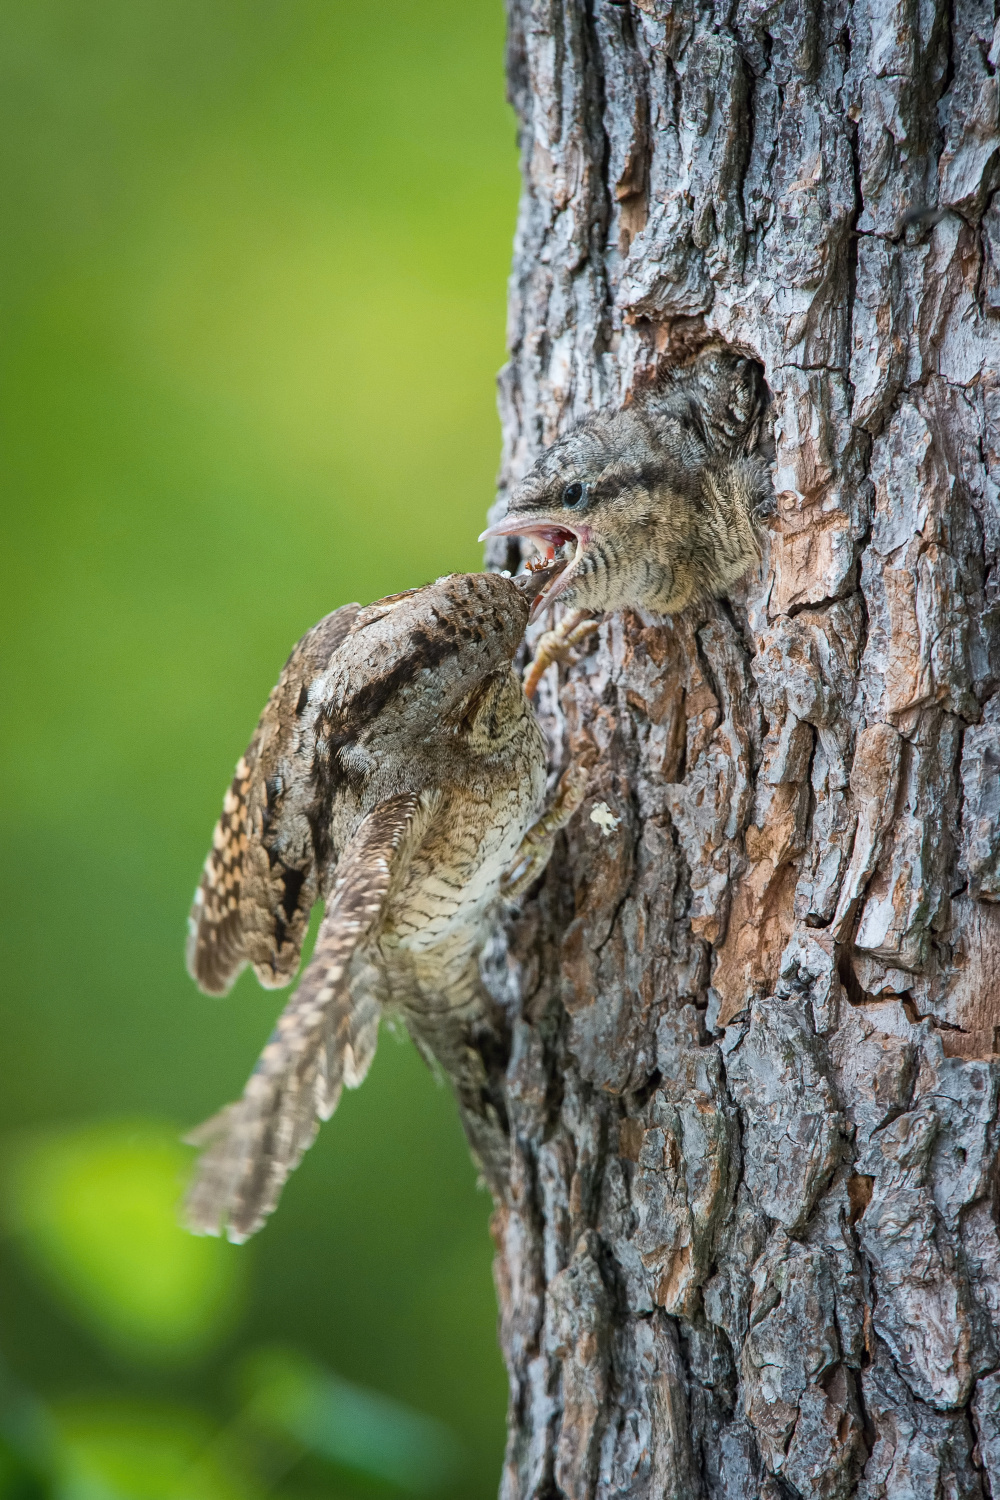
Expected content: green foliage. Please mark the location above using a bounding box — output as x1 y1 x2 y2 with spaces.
0 0 515 1495
238 1346 461 1493
0 1351 466 1500
50 1399 254 1500
1 1123 242 1366
0 1377 55 1500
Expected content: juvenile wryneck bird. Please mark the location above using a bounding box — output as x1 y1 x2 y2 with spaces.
482 350 771 622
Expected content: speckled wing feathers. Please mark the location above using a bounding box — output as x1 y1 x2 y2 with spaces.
185 603 360 996
184 571 560 1239
184 790 424 1242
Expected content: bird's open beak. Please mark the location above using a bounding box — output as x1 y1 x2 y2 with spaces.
480 513 592 620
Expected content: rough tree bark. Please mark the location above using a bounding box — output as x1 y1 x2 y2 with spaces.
478 0 1000 1496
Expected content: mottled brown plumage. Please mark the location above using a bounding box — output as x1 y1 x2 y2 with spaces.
185 572 584 1242
482 350 772 619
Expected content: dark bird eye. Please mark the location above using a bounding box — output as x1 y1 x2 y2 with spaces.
562 481 585 508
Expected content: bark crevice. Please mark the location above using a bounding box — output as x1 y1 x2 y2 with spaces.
483 0 1000 1494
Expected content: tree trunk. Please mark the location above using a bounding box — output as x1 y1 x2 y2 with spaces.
481 0 1000 1495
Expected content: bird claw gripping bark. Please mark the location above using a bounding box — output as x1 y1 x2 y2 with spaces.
522 611 600 699
500 761 590 899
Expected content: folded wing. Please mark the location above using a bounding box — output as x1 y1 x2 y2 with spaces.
186 603 360 996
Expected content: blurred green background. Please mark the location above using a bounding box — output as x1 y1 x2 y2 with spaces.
0 2 519 1495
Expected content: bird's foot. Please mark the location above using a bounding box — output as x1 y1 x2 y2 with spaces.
522 611 599 699
500 762 590 899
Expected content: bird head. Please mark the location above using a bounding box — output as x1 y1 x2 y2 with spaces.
481 394 769 620
320 570 552 787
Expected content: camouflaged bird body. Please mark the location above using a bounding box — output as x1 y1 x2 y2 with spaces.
185 572 565 1242
332 683 547 1049
322 623 547 1031
376 756 547 1084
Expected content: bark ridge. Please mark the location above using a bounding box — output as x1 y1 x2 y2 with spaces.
483 0 1000 1495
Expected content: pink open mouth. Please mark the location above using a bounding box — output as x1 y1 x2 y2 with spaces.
480 514 591 620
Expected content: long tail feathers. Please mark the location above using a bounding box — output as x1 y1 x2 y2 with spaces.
183 792 422 1242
